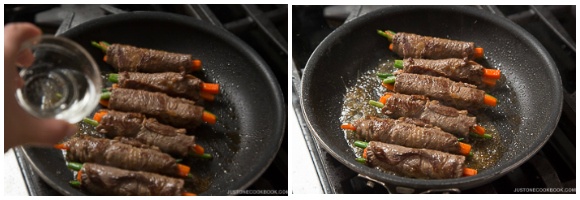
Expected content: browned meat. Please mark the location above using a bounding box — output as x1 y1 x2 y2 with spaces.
97 110 195 157
109 88 204 129
392 32 475 59
382 93 476 138
366 141 465 179
80 163 184 196
117 72 203 101
65 136 182 177
394 73 485 110
402 58 484 87
353 117 461 154
106 44 194 73
112 136 160 151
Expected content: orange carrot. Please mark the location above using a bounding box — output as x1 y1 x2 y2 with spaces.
200 92 215 102
462 167 478 177
481 77 497 87
111 83 119 89
103 55 108 62
99 99 110 107
93 110 108 123
389 43 394 51
54 143 68 150
76 170 83 181
340 123 356 131
201 83 220 95
182 192 197 196
473 47 484 59
192 59 202 71
471 125 486 136
379 93 393 104
382 82 395 91
363 148 368 159
177 164 190 177
484 94 497 107
483 68 501 79
193 145 205 155
458 142 472 156
202 111 217 125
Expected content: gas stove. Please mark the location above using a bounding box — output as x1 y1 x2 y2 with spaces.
4 4 287 196
292 5 575 194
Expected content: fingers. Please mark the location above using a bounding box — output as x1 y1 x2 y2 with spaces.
16 48 35 67
4 22 42 57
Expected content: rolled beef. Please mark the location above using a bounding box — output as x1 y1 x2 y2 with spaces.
353 117 461 154
65 136 182 177
109 88 204 129
366 141 465 179
392 32 475 59
80 163 184 196
106 44 195 73
97 110 195 157
382 93 476 138
394 73 485 110
402 58 485 87
117 72 203 101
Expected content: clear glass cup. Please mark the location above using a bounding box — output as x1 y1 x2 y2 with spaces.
15 35 102 123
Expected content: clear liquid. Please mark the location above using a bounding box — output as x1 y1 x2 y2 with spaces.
16 66 98 123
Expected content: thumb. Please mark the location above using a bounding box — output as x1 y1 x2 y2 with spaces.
21 118 77 147
4 22 42 57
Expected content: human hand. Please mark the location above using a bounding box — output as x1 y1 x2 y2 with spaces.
4 22 77 152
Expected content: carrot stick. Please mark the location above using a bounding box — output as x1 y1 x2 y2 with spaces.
462 167 478 177
182 192 197 196
93 110 108 123
379 93 393 104
99 99 110 107
458 142 472 156
481 77 497 87
54 143 68 150
340 123 356 131
473 47 484 59
111 83 119 89
389 43 394 51
363 148 368 159
200 92 215 102
192 59 202 71
202 111 217 125
201 83 220 95
471 125 486 136
484 94 497 107
382 82 395 91
103 55 108 62
76 170 83 181
483 68 501 79
193 145 205 155
177 164 190 177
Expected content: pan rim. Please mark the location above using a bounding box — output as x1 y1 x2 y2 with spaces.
300 5 563 190
21 11 286 196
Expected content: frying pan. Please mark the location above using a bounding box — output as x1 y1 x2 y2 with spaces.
301 6 562 192
20 12 285 195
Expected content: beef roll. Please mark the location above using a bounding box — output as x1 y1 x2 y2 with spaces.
393 73 486 110
353 117 464 155
392 32 475 59
106 43 200 73
382 93 476 138
116 72 203 101
96 110 197 157
365 141 466 179
109 88 204 129
65 136 183 177
400 58 486 88
79 163 185 196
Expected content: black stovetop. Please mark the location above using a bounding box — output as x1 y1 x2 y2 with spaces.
5 4 288 196
292 5 575 194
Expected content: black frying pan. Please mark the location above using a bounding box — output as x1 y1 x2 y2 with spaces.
301 6 562 192
20 12 285 195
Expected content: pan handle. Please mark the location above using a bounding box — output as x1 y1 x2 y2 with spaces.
356 174 461 194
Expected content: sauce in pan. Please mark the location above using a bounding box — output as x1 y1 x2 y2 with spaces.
340 58 507 178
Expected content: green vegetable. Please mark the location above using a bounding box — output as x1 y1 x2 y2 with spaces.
101 92 111 100
82 118 99 127
108 73 119 83
377 30 396 42
382 76 396 84
369 100 384 108
67 162 83 171
69 180 81 187
354 141 369 149
355 157 366 164
394 60 404 69
377 73 393 80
